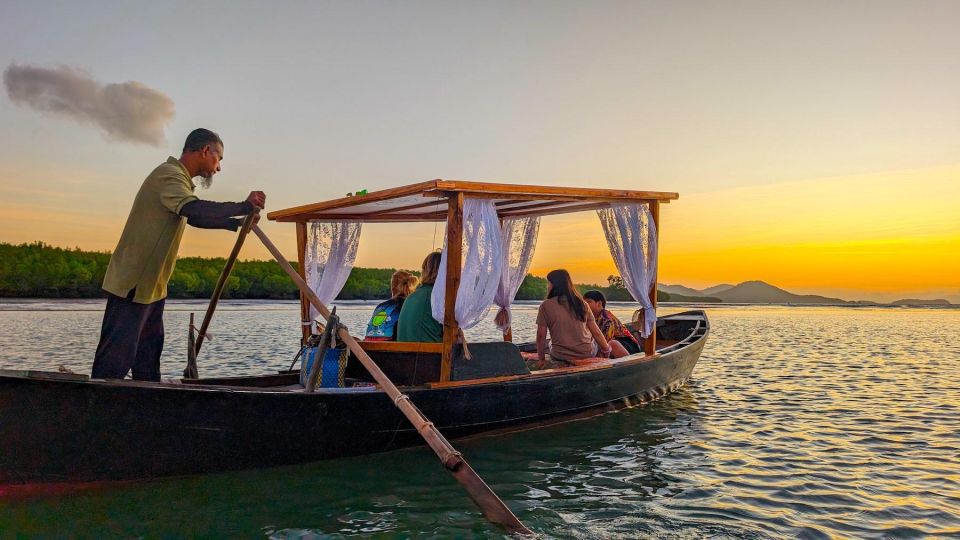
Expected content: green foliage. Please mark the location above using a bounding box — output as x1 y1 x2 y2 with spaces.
607 274 624 289
0 242 111 298
0 243 679 302
515 274 548 300
575 281 632 302
515 273 664 302
0 242 410 300
338 267 397 300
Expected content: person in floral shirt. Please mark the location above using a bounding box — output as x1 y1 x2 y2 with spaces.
583 290 642 356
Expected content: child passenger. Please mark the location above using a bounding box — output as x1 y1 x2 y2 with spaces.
535 269 613 366
583 290 641 357
396 252 444 343
364 271 419 341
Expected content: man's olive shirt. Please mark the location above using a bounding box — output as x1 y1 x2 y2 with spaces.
102 157 199 304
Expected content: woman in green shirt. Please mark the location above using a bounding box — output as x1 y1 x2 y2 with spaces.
396 252 444 342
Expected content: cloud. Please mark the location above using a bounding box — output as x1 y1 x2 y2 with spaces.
3 63 175 146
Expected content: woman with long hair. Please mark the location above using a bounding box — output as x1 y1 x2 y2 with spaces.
535 269 613 366
396 251 444 342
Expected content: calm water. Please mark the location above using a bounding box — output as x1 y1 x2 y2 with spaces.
0 300 958 538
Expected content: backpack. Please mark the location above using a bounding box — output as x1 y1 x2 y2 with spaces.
365 297 404 340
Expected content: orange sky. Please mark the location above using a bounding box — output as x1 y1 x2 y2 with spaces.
532 166 960 302
1 2 958 304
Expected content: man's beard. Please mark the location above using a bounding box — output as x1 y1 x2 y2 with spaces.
197 174 213 189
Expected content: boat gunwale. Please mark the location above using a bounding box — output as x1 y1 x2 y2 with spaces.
0 311 708 394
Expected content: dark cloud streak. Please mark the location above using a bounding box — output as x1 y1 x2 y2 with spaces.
3 63 175 146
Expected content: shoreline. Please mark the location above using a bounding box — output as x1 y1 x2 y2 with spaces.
1 297 956 311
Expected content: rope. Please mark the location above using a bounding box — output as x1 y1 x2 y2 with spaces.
457 328 472 360
288 346 305 372
190 324 213 341
441 450 463 470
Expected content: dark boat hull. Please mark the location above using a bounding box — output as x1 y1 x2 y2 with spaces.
0 311 707 485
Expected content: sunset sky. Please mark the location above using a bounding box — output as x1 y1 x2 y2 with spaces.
1 1 957 303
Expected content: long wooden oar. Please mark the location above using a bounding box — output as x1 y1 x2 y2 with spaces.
186 211 260 378
251 224 531 535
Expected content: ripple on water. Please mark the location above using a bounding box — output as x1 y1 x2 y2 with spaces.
0 303 959 538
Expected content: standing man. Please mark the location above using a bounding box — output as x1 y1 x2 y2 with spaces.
92 128 265 381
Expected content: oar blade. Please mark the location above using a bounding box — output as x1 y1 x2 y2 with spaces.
451 461 532 535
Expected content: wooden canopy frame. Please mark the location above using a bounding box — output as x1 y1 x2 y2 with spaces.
267 180 677 381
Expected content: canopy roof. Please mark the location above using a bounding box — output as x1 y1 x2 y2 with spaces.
268 180 678 223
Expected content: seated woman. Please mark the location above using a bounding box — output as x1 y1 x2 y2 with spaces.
396 252 443 343
583 290 640 357
535 269 613 367
364 271 419 341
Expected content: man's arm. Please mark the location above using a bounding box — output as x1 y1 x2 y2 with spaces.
179 191 266 231
179 200 254 230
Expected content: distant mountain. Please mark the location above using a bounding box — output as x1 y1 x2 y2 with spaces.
891 298 952 306
660 291 722 303
658 280 953 306
661 283 734 299
658 285 722 302
660 284 708 297
702 284 735 296
712 280 850 304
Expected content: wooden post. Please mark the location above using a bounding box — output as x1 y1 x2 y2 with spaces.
498 216 512 343
296 221 310 344
184 313 198 379
441 192 464 381
644 201 660 356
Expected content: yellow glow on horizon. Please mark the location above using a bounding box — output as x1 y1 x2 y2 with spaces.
665 234 960 293
660 166 960 297
530 165 960 300
1 163 957 302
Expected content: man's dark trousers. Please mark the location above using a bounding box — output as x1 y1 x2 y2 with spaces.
91 290 165 381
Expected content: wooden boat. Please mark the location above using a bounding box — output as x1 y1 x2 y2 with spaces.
0 180 708 486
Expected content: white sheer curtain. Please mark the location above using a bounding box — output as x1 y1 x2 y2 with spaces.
305 220 362 330
493 216 540 332
431 198 503 330
596 203 658 337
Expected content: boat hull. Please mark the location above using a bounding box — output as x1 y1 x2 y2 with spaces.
0 312 707 485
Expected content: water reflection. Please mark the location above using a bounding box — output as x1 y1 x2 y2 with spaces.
2 302 959 538
499 388 707 538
